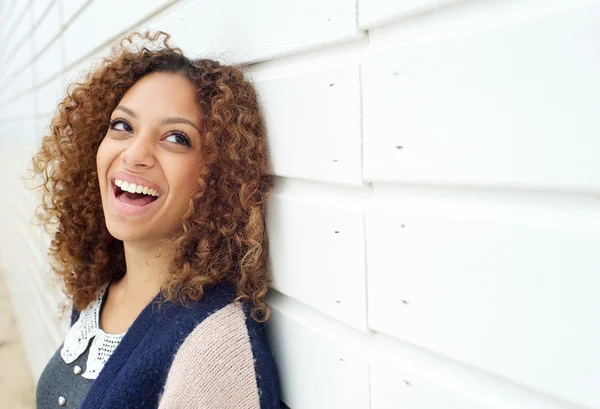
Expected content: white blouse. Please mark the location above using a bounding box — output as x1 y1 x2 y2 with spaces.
60 284 125 379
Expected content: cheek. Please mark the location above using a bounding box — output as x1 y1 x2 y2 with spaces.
169 161 202 200
96 138 109 168
96 138 118 188
96 142 107 185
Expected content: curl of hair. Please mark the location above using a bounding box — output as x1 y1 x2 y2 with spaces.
31 31 273 321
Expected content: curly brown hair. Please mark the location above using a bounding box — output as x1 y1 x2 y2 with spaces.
32 31 273 321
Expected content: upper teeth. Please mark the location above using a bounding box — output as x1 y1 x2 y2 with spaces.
115 179 159 196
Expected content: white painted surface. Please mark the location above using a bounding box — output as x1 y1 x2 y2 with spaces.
267 179 368 330
0 1 12 25
0 143 68 380
62 0 89 26
3 35 34 82
255 65 363 185
36 74 64 116
368 334 583 409
0 62 34 103
33 0 56 24
370 361 493 409
0 0 28 44
33 0 61 56
266 292 371 409
362 3 600 190
34 35 63 86
1 0 599 407
145 0 363 65
366 188 600 408
63 0 174 66
7 2 33 55
359 0 458 28
0 91 35 120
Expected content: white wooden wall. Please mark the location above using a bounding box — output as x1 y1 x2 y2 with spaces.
0 0 599 408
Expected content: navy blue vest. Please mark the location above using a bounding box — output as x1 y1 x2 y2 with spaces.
69 283 280 409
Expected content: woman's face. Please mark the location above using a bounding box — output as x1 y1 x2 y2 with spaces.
96 72 204 245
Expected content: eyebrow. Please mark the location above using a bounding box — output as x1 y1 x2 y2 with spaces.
114 105 202 134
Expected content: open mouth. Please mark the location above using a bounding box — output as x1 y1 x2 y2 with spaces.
112 179 160 207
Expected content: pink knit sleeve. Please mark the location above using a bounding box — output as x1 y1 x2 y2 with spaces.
157 302 261 409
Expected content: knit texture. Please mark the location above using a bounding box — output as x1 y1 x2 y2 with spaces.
61 284 125 379
158 303 260 408
65 283 280 409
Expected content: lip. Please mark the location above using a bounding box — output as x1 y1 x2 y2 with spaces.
111 171 164 195
109 172 164 216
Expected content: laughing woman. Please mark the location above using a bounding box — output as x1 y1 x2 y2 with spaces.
33 31 280 409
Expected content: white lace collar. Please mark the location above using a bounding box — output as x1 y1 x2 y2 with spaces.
60 283 126 380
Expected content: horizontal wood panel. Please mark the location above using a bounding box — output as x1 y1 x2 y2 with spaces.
254 65 363 185
62 0 89 26
6 4 32 54
33 0 55 24
1 0 598 406
370 361 493 409
19 224 64 340
146 0 363 65
35 115 53 144
369 333 579 409
0 0 27 43
266 292 370 409
0 1 13 25
36 75 64 116
0 119 36 144
266 186 367 330
359 0 456 29
0 62 33 104
0 144 63 380
362 4 600 190
33 0 61 56
366 193 600 408
34 36 63 86
63 0 173 66
0 91 35 120
7 231 60 379
3 36 33 81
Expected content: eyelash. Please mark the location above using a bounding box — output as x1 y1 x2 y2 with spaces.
108 118 192 148
109 117 131 131
167 129 192 147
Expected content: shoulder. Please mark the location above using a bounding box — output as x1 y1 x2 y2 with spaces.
158 301 280 409
70 305 80 327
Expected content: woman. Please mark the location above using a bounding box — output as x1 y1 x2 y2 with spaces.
32 31 280 408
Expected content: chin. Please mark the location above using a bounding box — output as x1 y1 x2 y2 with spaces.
104 219 179 245
105 223 147 243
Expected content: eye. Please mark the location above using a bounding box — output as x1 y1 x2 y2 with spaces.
164 131 191 147
109 118 132 132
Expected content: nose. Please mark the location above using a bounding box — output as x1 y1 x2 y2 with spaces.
119 133 155 168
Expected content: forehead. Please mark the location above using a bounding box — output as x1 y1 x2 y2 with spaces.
118 72 202 124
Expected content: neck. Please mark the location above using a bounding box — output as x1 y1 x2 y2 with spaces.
115 239 172 303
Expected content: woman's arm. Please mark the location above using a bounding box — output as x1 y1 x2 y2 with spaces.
158 302 276 409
